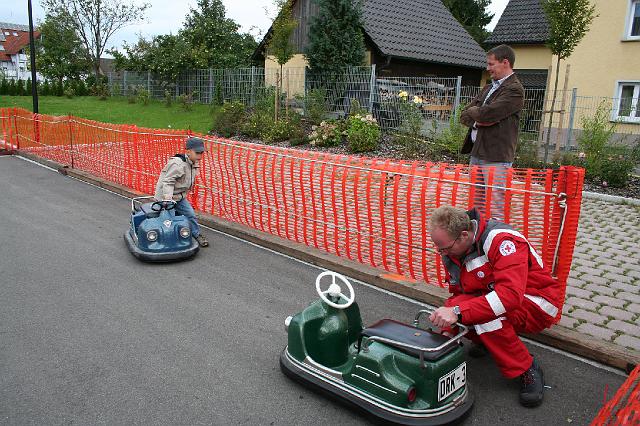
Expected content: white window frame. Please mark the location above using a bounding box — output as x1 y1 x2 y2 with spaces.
612 81 640 123
624 0 640 40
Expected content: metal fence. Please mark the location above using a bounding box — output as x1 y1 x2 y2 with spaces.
106 67 640 150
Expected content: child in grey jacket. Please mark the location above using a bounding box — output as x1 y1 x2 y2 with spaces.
154 137 209 247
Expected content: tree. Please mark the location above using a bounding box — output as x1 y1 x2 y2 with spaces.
110 34 195 80
305 0 366 74
33 12 91 85
42 0 150 78
267 0 298 121
180 0 258 69
442 0 493 46
542 0 597 163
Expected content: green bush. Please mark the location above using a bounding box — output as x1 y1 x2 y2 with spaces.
513 135 545 169
90 83 110 100
15 79 25 96
7 79 16 96
577 102 616 180
430 106 467 162
0 79 8 95
212 101 246 137
64 87 75 99
75 79 88 96
304 88 328 125
308 120 344 147
177 92 195 111
392 100 426 157
163 89 172 107
110 82 121 97
347 113 380 153
242 90 276 138
26 79 32 95
137 86 150 106
599 151 635 188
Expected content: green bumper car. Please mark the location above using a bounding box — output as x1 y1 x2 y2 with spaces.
280 271 474 425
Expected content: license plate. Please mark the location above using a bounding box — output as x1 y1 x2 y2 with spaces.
438 362 466 402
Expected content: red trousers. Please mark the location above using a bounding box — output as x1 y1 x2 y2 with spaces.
446 294 556 379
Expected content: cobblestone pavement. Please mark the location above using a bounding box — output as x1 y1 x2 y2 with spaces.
560 197 640 352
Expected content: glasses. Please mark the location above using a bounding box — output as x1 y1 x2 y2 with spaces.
437 233 461 255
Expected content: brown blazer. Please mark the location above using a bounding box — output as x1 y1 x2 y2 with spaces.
460 74 525 163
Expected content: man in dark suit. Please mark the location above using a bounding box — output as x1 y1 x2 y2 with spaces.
460 44 524 221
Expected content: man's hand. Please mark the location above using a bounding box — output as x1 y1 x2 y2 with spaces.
429 307 458 328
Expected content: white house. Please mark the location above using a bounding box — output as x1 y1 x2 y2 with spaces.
0 22 41 81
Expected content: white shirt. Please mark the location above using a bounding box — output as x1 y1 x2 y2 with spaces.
471 73 514 142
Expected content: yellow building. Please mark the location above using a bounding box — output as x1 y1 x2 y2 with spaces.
487 0 640 147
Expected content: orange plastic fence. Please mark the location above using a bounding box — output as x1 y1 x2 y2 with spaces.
1 107 584 295
591 365 640 426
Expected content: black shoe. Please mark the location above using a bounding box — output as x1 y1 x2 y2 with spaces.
194 234 209 247
468 343 488 358
519 359 544 408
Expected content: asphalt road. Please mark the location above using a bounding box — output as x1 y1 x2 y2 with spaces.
0 156 626 425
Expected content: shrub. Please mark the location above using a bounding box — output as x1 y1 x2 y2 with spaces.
110 82 121 97
309 120 344 147
392 100 426 157
0 79 8 95
137 86 150 106
64 87 75 99
75 79 88 96
347 113 380 153
431 106 467 162
7 79 16 96
577 102 616 180
163 89 173 107
177 92 195 111
304 88 328 125
212 101 246 137
90 83 110 100
26 78 32 95
513 135 545 169
242 90 276 138
15 79 25 96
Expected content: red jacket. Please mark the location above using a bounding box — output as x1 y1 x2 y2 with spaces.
442 210 563 325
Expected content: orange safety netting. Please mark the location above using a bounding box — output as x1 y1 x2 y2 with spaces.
1 107 583 300
591 365 640 426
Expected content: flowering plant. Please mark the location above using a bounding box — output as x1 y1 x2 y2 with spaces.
347 114 380 153
308 120 344 147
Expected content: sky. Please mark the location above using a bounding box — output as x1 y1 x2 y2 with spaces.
1 0 510 56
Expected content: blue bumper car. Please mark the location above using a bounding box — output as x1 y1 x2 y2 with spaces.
124 196 199 262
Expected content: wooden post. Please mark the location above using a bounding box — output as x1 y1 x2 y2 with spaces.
554 64 571 153
285 69 290 118
537 65 554 149
275 70 280 122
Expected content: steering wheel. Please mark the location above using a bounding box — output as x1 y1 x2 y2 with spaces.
151 200 176 212
315 271 355 309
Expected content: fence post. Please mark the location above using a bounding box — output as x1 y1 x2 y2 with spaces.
209 68 214 105
454 76 462 118
565 88 578 151
147 71 151 96
123 70 128 96
67 115 74 169
368 64 376 113
250 66 256 107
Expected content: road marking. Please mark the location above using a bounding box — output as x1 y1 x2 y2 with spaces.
14 155 629 377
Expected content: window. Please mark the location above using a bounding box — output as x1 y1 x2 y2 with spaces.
626 0 640 39
614 82 640 123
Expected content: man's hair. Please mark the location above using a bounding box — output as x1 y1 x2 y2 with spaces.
429 206 471 237
487 44 516 68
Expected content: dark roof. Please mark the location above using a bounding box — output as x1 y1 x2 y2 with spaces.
485 0 549 45
362 0 486 68
256 0 487 69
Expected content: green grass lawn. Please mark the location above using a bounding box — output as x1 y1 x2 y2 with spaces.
0 96 218 134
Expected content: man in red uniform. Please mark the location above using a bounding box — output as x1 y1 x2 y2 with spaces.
428 206 563 407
